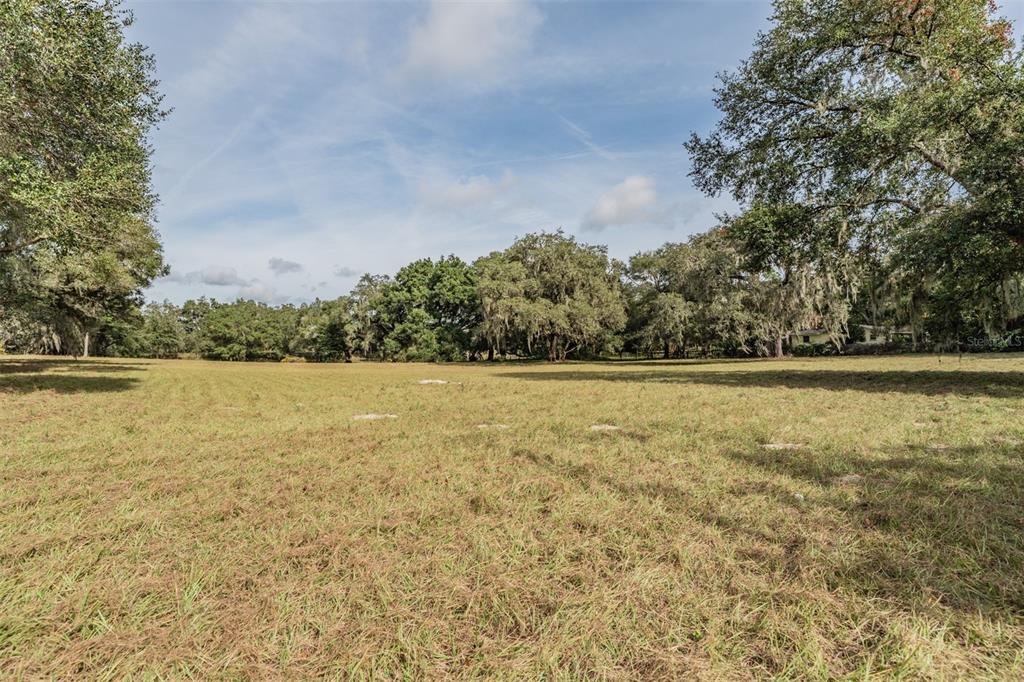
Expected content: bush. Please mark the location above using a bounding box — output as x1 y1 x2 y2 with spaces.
791 343 838 357
845 339 915 355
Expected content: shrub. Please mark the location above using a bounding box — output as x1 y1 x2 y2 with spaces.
791 343 838 357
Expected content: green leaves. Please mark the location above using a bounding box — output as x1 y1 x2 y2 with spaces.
688 0 1024 345
1 0 166 339
492 231 626 360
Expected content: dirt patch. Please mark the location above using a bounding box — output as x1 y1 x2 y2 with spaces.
589 424 621 432
352 413 398 420
761 443 804 451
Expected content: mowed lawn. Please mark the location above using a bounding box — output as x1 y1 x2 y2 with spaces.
2 355 1024 679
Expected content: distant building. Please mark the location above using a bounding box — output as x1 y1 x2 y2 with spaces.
791 328 832 347
854 324 914 346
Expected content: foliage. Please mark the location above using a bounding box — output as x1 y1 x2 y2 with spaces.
0 0 167 347
196 301 297 362
627 230 751 357
493 231 627 361
368 256 480 362
291 298 356 362
686 0 1024 346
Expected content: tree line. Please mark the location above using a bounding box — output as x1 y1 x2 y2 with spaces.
4 226 1019 362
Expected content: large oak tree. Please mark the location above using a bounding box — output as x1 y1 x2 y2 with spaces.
1 0 166 353
687 0 1024 342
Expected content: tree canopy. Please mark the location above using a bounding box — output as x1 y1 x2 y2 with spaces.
1 0 166 353
686 0 1024 344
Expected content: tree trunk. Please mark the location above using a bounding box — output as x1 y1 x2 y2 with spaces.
82 331 90 358
487 346 495 362
774 334 784 359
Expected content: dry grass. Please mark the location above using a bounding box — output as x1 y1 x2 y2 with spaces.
2 354 1024 679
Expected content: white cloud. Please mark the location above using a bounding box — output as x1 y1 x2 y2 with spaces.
581 175 658 231
405 0 542 85
334 266 361 278
163 265 251 287
268 257 303 275
418 172 514 210
237 282 288 304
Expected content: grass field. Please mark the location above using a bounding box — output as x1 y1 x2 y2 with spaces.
2 354 1024 679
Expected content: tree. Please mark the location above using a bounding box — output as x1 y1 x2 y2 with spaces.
1 0 165 350
291 298 356 362
726 206 853 357
350 274 391 359
473 253 530 360
366 257 481 362
628 230 751 358
1 0 167 351
426 256 481 360
1 0 165 256
501 231 626 361
197 301 296 361
686 0 1024 345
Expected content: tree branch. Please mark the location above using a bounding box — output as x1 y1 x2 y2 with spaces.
0 233 50 256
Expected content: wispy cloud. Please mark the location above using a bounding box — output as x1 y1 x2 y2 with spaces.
334 266 361 278
237 281 288 304
559 115 615 161
418 172 515 211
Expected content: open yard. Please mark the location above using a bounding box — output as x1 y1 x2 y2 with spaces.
2 354 1024 679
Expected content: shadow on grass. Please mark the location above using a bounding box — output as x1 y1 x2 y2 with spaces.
0 359 147 374
0 359 145 394
600 358 766 367
726 444 1024 619
520 441 1024 623
502 368 1024 397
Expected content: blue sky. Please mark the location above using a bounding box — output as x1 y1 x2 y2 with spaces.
126 0 1024 305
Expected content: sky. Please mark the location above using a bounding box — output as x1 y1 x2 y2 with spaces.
125 0 1024 305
